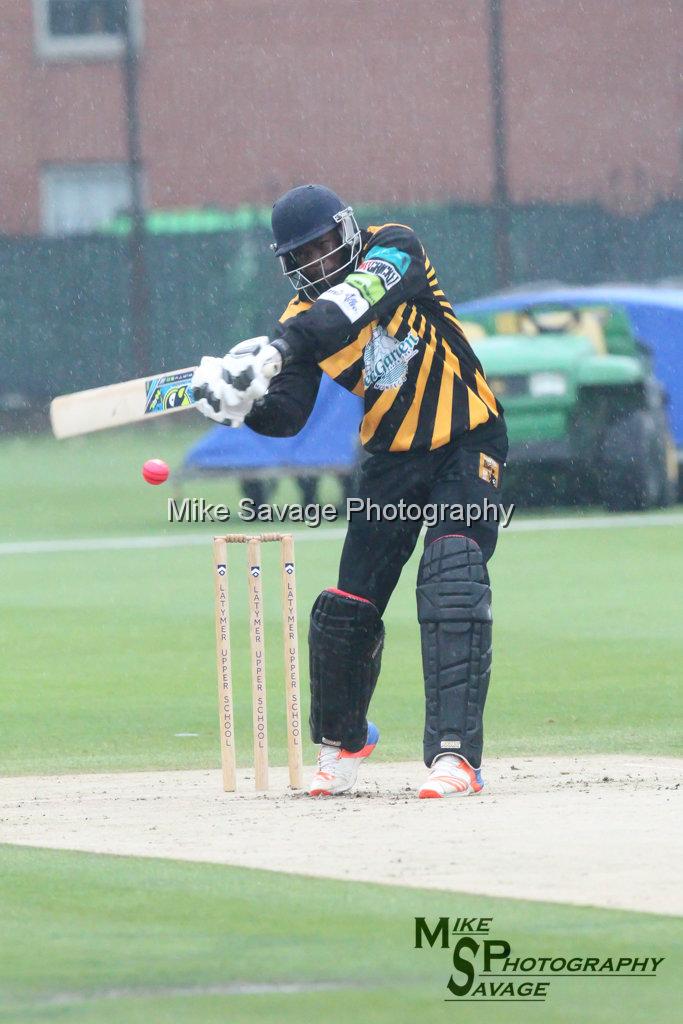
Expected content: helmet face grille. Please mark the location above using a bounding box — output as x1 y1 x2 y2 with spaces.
279 208 362 300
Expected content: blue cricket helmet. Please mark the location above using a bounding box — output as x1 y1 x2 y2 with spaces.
270 184 362 299
271 184 347 256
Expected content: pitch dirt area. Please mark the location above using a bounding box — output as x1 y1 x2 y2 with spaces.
1 755 680 916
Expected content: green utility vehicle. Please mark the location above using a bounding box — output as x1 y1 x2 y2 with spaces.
463 304 678 510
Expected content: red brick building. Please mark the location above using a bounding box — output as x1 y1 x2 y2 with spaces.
1 0 681 235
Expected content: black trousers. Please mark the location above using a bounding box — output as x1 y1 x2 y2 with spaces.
337 425 509 614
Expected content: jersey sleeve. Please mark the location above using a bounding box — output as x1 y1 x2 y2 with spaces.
279 224 427 363
243 354 322 437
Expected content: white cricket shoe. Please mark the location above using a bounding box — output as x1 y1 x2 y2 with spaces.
418 754 484 799
309 723 380 797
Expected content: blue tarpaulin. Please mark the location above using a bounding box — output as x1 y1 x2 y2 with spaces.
457 286 683 445
183 374 362 475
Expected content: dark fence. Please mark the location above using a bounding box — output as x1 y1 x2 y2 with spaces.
1 201 681 404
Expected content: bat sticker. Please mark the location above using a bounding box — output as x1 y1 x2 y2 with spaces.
250 565 261 578
144 370 195 415
284 562 294 575
216 563 226 577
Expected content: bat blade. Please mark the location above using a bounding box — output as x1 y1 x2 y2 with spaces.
50 367 197 439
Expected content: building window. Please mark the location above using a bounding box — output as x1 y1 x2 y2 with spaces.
40 164 134 236
49 0 127 37
33 0 142 60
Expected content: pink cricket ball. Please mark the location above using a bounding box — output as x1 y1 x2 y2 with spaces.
142 458 170 485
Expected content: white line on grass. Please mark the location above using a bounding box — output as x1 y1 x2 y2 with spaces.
24 980 373 1010
1 511 682 557
508 511 683 532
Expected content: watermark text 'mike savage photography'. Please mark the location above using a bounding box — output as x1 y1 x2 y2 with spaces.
168 497 516 529
414 915 666 1004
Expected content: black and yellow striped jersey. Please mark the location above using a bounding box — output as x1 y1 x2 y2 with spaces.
245 223 504 454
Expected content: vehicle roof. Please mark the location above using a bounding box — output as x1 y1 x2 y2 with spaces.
458 285 683 313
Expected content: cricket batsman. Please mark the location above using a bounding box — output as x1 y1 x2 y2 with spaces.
191 185 508 798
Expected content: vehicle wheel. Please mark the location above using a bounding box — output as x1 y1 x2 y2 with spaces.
599 410 667 512
564 458 598 507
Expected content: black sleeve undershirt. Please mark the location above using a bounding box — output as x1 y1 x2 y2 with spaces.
243 356 322 436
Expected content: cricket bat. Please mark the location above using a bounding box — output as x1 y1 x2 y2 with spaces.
50 367 197 439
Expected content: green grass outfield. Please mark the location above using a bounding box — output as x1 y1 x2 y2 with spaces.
0 845 680 1024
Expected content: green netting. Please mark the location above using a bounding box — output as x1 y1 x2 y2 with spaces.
0 201 680 403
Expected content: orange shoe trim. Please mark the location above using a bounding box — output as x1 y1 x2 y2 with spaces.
340 741 377 759
430 774 470 791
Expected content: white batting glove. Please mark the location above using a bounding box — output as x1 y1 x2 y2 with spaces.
191 356 255 427
191 338 283 427
222 337 283 400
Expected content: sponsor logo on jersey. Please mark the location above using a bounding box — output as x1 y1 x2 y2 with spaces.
358 257 402 290
320 281 370 323
363 326 421 390
364 244 411 275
